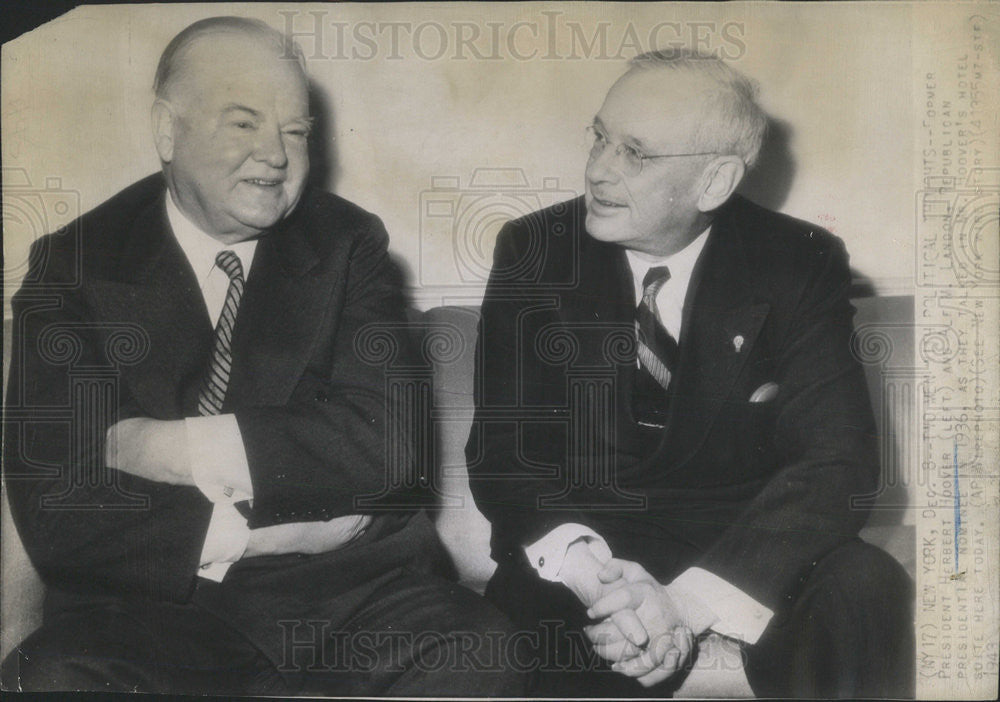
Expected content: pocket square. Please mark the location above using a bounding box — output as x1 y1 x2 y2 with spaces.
749 382 779 403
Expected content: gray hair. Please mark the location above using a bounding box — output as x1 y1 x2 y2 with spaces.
153 16 307 99
628 49 767 168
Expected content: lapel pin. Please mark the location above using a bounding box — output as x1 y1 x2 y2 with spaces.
733 335 744 353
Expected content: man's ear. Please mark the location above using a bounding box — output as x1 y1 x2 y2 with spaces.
697 155 746 212
151 99 176 163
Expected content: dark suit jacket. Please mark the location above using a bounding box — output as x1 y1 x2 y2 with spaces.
4 173 440 665
467 195 878 613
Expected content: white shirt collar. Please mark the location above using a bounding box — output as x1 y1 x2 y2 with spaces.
624 225 711 307
164 191 258 284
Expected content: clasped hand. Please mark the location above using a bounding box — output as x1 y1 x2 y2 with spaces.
569 549 694 687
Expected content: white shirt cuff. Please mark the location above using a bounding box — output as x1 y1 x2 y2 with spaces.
199 561 233 583
669 567 773 644
197 502 251 583
186 414 253 503
524 523 613 582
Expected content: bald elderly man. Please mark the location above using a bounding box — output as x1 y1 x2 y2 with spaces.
3 17 521 696
469 50 914 697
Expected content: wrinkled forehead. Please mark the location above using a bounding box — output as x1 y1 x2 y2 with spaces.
598 69 712 148
169 32 308 107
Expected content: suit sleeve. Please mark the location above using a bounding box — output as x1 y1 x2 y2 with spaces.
468 222 603 563
3 235 212 602
696 235 879 611
233 215 422 527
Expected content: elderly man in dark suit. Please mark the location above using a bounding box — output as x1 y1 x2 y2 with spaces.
2 16 520 696
468 50 913 697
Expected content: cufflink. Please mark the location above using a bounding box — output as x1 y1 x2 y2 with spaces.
538 557 545 567
223 485 234 498
733 335 745 352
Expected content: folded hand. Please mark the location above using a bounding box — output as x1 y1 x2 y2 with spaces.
585 558 695 686
105 418 194 485
559 539 628 609
244 514 372 558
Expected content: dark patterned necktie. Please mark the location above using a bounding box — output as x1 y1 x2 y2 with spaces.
635 266 679 390
632 266 679 430
197 250 244 416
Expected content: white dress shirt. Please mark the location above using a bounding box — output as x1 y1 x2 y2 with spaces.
525 226 774 644
165 193 257 582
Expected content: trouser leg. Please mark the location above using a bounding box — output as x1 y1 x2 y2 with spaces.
744 538 915 698
294 569 528 697
0 598 283 694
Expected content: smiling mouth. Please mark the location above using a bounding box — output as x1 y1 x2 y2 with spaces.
244 178 283 187
591 195 625 209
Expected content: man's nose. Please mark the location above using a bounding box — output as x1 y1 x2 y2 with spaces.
585 145 620 184
253 125 288 169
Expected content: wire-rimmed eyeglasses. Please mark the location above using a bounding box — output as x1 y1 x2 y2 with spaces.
585 125 718 177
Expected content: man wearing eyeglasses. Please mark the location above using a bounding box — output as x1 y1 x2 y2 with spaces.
468 49 913 697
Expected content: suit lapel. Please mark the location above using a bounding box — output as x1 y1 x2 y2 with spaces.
576 229 634 327
661 209 771 467
89 191 331 415
224 214 328 409
574 208 770 465
86 194 214 418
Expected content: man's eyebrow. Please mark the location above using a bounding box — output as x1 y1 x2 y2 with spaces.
621 124 649 151
593 116 648 151
221 103 263 118
220 105 313 128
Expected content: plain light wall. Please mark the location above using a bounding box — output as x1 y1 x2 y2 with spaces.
2 2 943 312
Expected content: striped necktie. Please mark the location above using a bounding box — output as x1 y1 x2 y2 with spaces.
197 250 245 416
635 266 679 391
